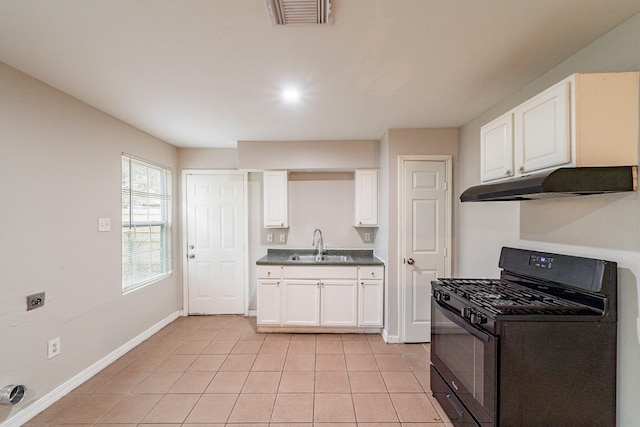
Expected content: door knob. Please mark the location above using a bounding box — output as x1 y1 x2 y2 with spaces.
407 258 415 265
188 254 195 259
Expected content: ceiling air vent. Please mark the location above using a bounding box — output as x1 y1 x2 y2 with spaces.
265 0 332 26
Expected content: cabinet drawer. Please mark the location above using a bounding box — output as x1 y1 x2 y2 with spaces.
283 266 358 279
358 266 384 280
257 266 282 279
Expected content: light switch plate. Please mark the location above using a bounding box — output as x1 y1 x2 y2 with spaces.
98 217 111 232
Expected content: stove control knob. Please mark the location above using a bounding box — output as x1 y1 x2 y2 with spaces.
433 289 450 302
464 308 487 325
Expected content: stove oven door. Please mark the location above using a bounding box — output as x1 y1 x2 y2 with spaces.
431 298 496 427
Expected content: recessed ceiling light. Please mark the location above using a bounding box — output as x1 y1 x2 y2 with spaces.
282 87 301 103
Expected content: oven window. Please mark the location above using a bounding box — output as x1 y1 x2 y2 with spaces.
432 304 495 417
433 310 484 404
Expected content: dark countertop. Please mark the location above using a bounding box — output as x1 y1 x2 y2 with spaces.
256 249 384 266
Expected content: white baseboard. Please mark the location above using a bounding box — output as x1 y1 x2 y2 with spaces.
382 329 400 343
0 311 180 427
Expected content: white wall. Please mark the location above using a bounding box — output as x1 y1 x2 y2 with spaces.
456 13 640 426
0 63 181 424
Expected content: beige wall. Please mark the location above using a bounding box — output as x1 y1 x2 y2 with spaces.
237 139 379 170
179 145 379 313
456 13 640 425
379 128 459 340
181 131 460 328
0 63 181 423
178 147 238 170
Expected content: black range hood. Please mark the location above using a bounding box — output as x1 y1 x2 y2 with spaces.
460 166 638 202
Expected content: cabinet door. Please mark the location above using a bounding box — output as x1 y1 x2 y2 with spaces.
257 279 281 325
480 113 514 182
514 81 571 174
321 280 357 326
355 169 378 226
358 280 383 327
282 280 320 325
263 170 288 228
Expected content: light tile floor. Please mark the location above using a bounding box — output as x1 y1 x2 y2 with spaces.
26 315 453 426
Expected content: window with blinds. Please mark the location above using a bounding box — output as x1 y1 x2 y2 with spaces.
121 155 172 293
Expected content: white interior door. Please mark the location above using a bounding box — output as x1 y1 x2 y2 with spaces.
401 158 450 343
185 172 246 314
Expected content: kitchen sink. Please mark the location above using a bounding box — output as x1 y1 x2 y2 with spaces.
288 254 354 262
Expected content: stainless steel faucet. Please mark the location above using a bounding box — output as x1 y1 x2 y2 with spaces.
311 228 324 258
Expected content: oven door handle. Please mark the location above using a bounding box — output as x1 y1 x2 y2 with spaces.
435 301 492 343
445 393 465 419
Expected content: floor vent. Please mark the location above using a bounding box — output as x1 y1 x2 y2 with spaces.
265 0 332 26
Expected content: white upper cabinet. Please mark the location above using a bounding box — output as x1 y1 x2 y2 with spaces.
480 72 639 183
480 112 514 182
514 81 571 175
354 169 379 227
263 170 288 228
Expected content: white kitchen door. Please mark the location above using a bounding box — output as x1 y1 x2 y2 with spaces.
185 172 247 314
401 158 450 343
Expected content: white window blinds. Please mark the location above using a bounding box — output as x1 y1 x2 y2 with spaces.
121 155 172 292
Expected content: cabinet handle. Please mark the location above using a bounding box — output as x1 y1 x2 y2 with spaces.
371 272 375 277
519 165 525 172
277 281 280 287
267 271 271 277
505 169 511 175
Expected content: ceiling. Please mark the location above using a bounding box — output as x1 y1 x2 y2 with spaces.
1 1 639 148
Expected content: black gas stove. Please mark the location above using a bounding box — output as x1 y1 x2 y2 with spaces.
430 247 617 427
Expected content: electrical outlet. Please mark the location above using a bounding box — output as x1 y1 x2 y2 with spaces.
26 292 45 311
98 217 111 232
48 337 61 359
364 232 371 242
267 233 273 243
279 233 286 243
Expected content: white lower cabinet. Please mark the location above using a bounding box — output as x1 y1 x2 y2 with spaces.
281 280 321 325
358 266 384 327
257 264 383 331
257 279 281 325
359 280 383 327
257 266 283 325
320 280 358 326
